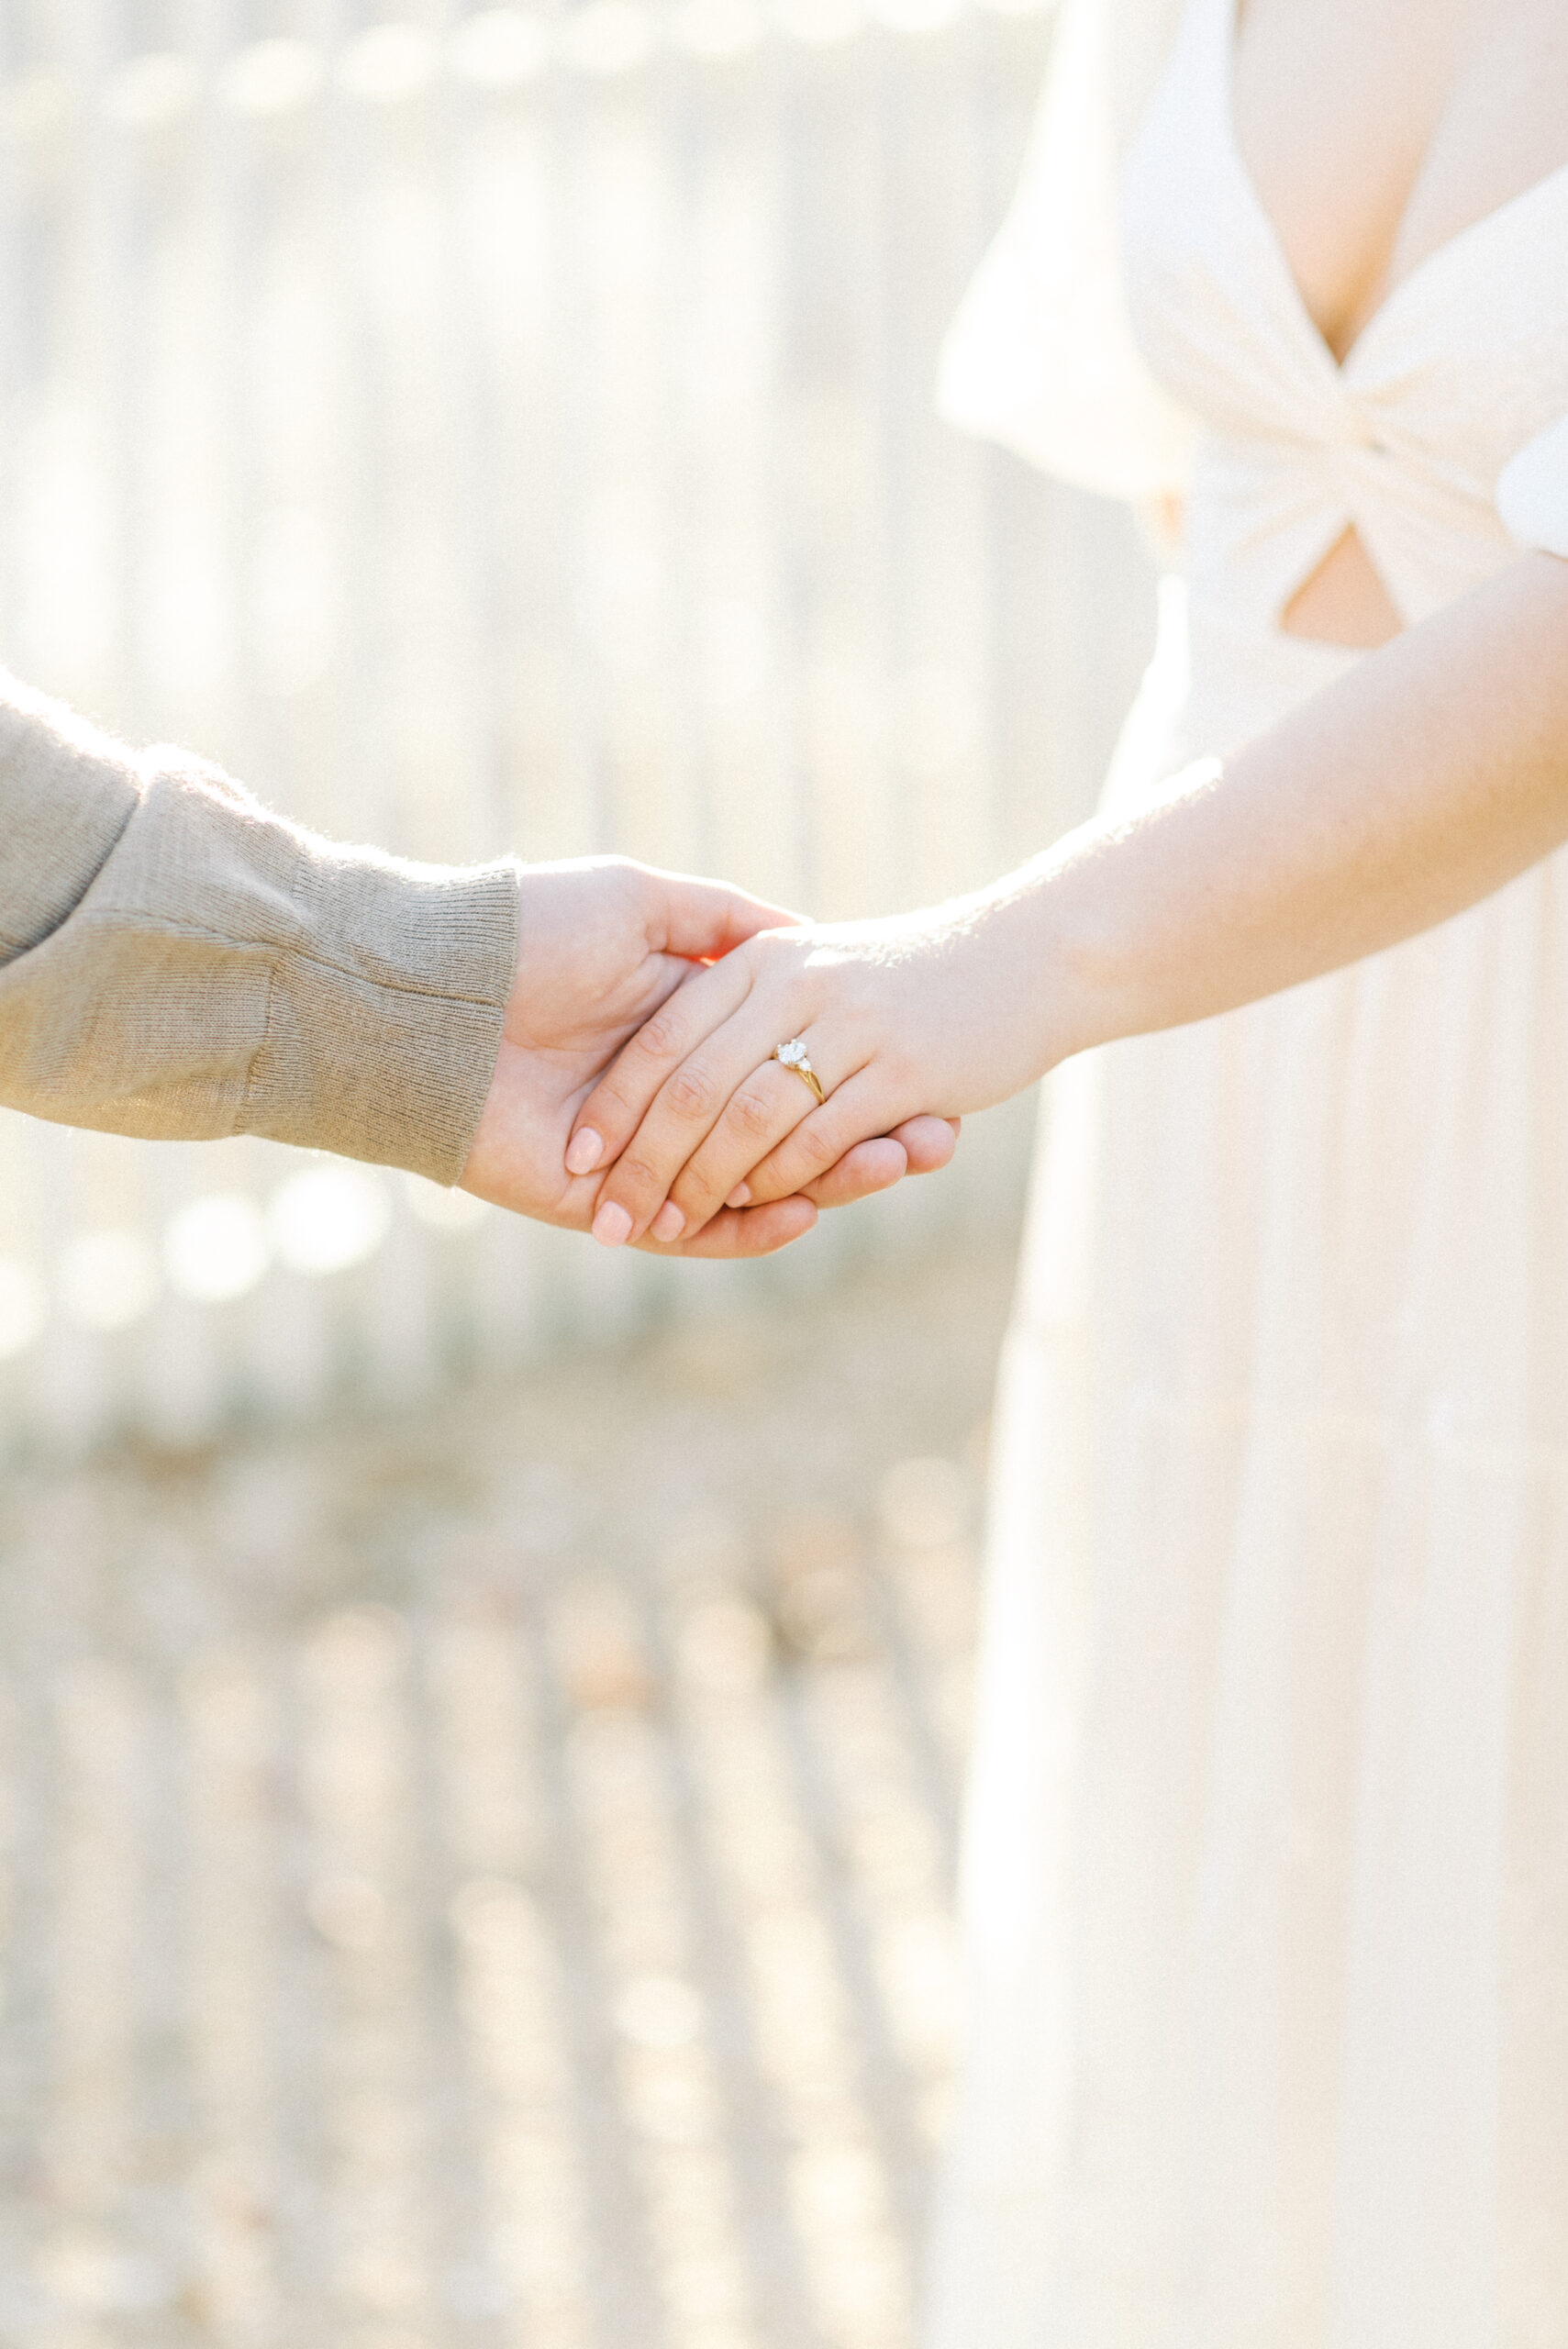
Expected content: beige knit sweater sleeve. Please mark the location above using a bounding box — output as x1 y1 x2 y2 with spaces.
0 675 519 1185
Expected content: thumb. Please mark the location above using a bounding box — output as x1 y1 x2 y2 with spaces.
647 869 804 963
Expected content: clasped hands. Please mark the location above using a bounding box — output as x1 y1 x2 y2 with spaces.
458 857 974 1255
461 852 1054 1255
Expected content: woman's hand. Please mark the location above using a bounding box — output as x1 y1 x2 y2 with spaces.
566 884 1059 1248
461 855 963 1252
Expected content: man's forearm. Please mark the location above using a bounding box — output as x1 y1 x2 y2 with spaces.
1029 552 1568 1060
0 676 517 1181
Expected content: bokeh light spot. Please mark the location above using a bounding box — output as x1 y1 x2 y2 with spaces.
34 2230 171 2315
104 53 200 128
670 0 767 58
450 9 551 85
218 39 325 117
269 1164 392 1277
774 0 864 45
339 23 440 105
163 1195 271 1305
58 1230 160 1332
557 2 659 75
614 1973 703 2048
0 1261 49 1361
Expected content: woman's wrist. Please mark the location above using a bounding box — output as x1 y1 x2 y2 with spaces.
943 846 1128 1097
992 756 1241 1074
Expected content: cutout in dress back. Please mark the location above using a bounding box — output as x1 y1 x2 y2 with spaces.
1279 521 1404 647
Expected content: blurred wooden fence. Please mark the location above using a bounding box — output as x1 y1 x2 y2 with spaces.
0 0 1153 1452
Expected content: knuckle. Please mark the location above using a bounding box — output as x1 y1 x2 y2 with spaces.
673 1159 717 1212
594 1073 641 1121
729 1085 777 1143
666 1063 719 1122
635 1007 688 1065
614 1155 664 1205
686 1155 740 1222
795 1118 840 1174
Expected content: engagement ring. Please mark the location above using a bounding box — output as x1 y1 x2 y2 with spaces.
774 1038 826 1106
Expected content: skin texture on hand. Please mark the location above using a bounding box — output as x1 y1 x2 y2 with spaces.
457 856 959 1254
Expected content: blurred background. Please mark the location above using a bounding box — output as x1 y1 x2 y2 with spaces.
0 2 1155 2341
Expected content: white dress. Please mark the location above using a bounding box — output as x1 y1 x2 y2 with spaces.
925 0 1568 2343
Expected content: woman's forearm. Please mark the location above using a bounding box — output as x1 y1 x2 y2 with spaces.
1030 551 1568 1061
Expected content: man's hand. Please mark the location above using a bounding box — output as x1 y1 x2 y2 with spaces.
458 858 958 1256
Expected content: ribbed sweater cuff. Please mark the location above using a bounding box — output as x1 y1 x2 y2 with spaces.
243 848 520 1184
131 754 520 1185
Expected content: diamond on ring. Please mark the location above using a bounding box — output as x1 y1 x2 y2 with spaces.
774 1038 826 1105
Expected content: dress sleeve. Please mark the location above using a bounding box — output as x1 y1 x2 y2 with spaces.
1496 415 1568 559
935 0 1195 501
0 674 517 1185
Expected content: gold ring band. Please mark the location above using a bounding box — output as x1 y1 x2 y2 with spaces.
774 1038 826 1107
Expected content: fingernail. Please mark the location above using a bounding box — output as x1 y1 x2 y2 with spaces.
651 1201 685 1242
727 1183 751 1208
567 1128 604 1176
592 1200 633 1249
